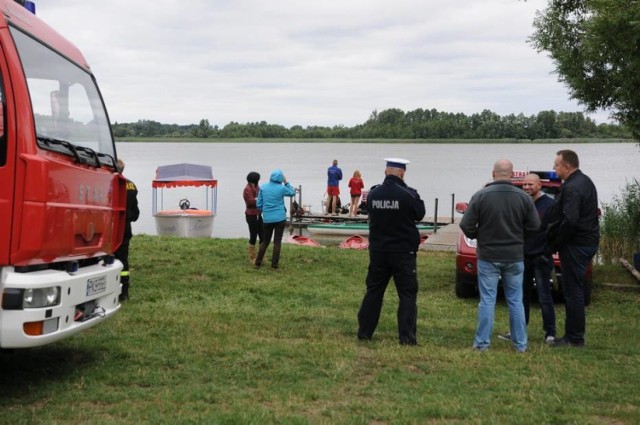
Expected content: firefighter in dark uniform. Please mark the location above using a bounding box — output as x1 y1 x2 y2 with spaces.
357 158 426 345
115 159 140 301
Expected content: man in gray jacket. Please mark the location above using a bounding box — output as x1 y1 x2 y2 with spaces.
460 159 540 352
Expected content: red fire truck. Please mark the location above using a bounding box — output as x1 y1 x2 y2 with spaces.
0 0 126 348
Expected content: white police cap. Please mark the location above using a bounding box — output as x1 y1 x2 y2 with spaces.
384 158 410 169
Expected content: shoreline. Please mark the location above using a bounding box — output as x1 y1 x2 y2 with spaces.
116 137 635 144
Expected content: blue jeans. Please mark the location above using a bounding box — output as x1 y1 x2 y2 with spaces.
474 260 527 352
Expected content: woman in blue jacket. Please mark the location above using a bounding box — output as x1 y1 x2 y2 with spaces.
255 169 296 269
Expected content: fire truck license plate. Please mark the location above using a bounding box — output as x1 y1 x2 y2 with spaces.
86 276 107 297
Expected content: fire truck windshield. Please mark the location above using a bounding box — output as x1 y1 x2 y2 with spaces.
10 26 116 166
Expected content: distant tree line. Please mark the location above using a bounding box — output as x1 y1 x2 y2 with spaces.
112 108 630 140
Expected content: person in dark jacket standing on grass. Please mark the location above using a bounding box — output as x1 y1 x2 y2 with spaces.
460 159 540 352
499 172 557 344
522 173 557 343
547 149 599 348
115 159 140 302
243 171 263 263
357 158 425 346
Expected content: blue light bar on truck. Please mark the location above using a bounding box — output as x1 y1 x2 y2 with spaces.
530 171 560 181
14 1 36 14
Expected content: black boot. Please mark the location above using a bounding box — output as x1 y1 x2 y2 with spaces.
119 281 130 302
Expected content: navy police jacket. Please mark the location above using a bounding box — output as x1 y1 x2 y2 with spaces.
524 193 554 257
367 174 426 252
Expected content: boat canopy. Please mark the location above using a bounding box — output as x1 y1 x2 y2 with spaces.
152 163 218 188
152 163 218 215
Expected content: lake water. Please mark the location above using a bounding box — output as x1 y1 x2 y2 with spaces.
116 142 638 239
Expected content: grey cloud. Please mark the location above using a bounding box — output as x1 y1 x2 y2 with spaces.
34 0 604 127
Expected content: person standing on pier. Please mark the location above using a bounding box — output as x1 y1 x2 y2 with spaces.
325 159 342 215
348 170 365 217
357 158 425 346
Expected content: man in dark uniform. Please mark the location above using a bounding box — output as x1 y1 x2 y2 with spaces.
357 158 426 345
498 173 557 344
115 159 140 302
522 173 557 343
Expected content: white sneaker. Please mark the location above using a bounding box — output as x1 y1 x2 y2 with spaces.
497 332 511 341
545 335 556 344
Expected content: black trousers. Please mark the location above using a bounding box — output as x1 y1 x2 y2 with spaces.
357 251 418 345
558 245 597 344
114 234 131 284
245 214 263 245
255 220 286 268
523 254 556 338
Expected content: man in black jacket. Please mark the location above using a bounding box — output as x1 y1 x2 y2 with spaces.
523 173 557 343
501 173 558 343
115 159 140 302
548 150 599 348
357 158 425 346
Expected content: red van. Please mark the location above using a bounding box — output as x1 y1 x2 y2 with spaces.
454 170 593 304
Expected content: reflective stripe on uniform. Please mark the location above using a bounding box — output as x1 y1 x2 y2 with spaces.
120 271 130 277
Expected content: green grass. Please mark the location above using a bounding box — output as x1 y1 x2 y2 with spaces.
1 235 639 424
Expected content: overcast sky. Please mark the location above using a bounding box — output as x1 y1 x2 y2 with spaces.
35 0 610 128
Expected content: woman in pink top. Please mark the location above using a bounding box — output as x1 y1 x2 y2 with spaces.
348 170 365 217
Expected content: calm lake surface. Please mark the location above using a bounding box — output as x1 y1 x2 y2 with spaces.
116 142 638 239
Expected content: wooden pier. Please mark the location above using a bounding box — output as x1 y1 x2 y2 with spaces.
287 213 453 231
287 185 461 250
419 218 461 251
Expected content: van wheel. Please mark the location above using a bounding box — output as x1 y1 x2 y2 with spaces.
455 272 476 298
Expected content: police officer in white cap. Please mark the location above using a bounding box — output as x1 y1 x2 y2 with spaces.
357 158 426 345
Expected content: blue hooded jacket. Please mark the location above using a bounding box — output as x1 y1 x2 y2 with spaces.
257 169 296 224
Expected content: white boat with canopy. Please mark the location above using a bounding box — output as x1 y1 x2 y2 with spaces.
152 163 218 238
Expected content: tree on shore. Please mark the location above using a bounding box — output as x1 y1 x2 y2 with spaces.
530 0 640 143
